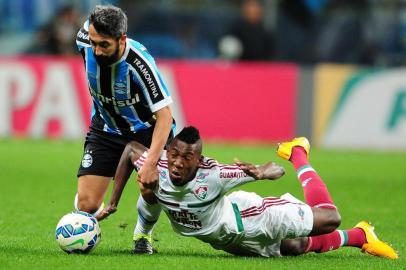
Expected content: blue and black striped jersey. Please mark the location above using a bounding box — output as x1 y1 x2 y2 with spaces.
76 20 173 136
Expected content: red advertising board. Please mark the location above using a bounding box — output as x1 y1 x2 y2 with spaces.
0 56 90 138
169 61 298 142
0 57 297 141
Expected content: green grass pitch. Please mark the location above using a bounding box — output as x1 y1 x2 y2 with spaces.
1 139 405 270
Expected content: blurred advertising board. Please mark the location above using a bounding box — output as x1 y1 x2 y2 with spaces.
0 56 90 138
313 64 406 149
0 57 298 141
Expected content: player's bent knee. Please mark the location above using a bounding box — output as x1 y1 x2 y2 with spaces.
330 209 341 229
77 197 101 214
323 208 341 231
280 238 308 256
311 208 341 235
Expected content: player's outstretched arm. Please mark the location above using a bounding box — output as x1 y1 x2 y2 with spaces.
97 141 147 221
234 158 285 180
137 106 172 190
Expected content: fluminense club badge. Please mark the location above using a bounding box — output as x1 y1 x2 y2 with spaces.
194 185 208 200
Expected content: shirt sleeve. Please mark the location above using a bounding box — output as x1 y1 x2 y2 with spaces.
127 41 172 113
217 164 256 193
76 20 90 51
133 151 149 171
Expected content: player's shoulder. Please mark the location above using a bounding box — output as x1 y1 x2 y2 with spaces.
199 157 219 170
76 20 90 47
127 38 150 54
156 150 168 168
197 157 221 178
126 38 156 63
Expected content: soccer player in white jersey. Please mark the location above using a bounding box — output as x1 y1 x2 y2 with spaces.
97 126 398 259
74 5 175 253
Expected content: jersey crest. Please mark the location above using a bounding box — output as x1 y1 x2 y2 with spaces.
113 80 127 94
194 185 208 200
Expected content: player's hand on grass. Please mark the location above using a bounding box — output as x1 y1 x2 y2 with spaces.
96 204 117 221
234 158 285 180
138 161 159 190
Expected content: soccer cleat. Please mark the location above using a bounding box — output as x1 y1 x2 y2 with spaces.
277 137 310 161
355 221 398 260
133 233 156 254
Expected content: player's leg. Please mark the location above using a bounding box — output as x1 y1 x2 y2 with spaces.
132 185 160 254
76 175 110 215
75 130 123 216
277 138 398 259
277 137 341 234
281 222 398 259
281 233 365 256
130 127 172 254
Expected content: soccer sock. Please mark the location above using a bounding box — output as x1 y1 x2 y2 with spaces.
305 229 367 253
133 195 162 238
74 193 79 210
291 147 336 209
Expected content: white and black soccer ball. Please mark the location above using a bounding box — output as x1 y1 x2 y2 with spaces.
55 211 101 254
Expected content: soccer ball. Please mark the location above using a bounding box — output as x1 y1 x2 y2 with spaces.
55 211 101 254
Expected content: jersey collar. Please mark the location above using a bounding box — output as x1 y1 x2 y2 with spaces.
111 38 130 66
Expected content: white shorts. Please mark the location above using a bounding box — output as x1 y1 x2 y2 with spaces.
221 191 313 257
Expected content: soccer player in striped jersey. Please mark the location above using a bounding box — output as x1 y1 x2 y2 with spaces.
74 5 175 253
97 127 398 259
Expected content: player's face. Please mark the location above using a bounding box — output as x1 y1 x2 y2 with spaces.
167 139 202 186
88 24 126 66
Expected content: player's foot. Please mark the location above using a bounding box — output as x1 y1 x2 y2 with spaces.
355 221 398 259
277 137 310 161
133 233 156 254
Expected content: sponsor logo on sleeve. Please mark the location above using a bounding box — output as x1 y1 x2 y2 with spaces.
219 171 247 179
196 172 209 182
298 207 305 221
159 170 168 180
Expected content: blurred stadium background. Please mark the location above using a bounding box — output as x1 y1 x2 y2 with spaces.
1 1 406 269
1 0 406 149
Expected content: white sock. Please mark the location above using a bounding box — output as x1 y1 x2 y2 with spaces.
74 193 79 211
133 195 162 236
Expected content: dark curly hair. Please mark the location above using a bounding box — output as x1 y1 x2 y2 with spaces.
89 5 127 38
176 126 201 144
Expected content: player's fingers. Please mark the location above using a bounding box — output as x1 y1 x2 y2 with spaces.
96 211 108 221
143 180 157 189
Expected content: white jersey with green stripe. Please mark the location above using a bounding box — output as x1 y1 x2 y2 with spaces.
134 151 255 244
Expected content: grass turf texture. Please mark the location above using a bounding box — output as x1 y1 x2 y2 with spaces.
0 139 405 270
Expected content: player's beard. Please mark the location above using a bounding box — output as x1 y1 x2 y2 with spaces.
94 46 120 66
